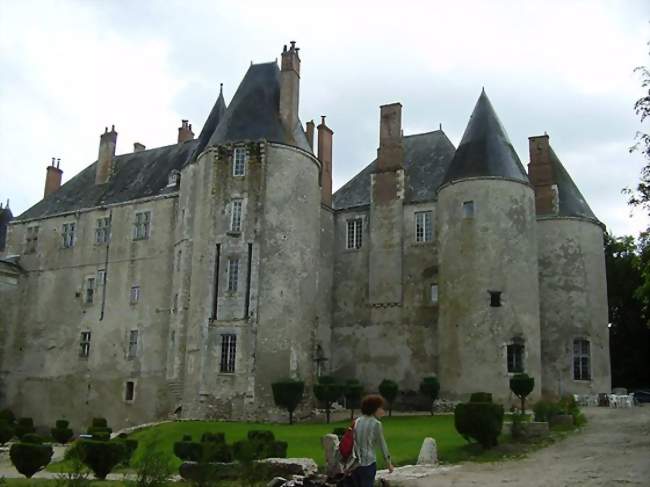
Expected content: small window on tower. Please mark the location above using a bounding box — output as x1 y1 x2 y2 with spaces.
346 218 363 249
489 291 502 307
125 381 135 401
233 148 247 176
462 201 474 219
507 342 525 373
230 199 243 233
85 277 96 304
430 284 439 304
130 286 140 305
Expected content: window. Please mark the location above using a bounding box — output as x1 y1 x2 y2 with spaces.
463 201 474 219
167 170 180 188
125 381 135 401
128 330 139 359
97 269 106 286
25 225 39 253
430 284 439 304
489 291 502 307
133 211 151 240
415 211 433 242
130 286 140 304
173 293 178 313
220 334 237 373
346 218 363 249
85 277 96 304
230 199 242 233
233 148 247 176
62 222 75 248
573 338 591 380
507 342 525 373
227 258 239 292
80 331 91 358
95 217 111 245
176 250 182 272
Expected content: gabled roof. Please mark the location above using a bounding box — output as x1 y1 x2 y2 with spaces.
189 85 227 163
548 147 598 220
442 90 528 185
207 62 312 152
333 130 456 210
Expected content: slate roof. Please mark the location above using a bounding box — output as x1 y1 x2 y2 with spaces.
0 205 13 250
548 146 598 221
189 85 227 163
442 90 528 185
332 130 456 210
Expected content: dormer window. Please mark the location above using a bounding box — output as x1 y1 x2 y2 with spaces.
167 170 180 188
233 148 247 176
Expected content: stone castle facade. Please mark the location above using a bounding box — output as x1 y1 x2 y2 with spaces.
0 43 610 429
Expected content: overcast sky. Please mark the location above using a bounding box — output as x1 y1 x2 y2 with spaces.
1 0 649 236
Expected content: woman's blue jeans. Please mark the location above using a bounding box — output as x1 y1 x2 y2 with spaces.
351 462 377 487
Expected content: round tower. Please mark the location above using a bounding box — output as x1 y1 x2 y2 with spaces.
437 90 542 404
528 134 610 398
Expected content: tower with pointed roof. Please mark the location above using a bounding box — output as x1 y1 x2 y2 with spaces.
436 90 543 403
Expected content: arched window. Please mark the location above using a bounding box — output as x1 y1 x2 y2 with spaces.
507 337 524 373
573 338 591 380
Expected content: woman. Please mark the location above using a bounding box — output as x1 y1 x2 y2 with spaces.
351 394 394 486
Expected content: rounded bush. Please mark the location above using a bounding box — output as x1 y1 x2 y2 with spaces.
0 409 15 424
173 437 202 462
56 420 69 429
247 430 275 443
272 379 305 424
379 379 399 416
454 402 504 449
343 379 363 417
115 437 138 465
51 419 74 444
313 378 344 424
77 439 125 479
201 432 225 444
469 392 493 403
9 436 53 478
509 374 535 412
15 418 35 439
91 418 108 428
202 440 232 463
0 421 14 445
420 377 441 415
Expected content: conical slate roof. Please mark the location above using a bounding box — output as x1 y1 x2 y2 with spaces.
442 90 528 185
189 84 227 162
548 147 597 220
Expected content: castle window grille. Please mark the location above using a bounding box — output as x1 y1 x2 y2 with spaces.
125 381 135 401
62 222 75 248
230 200 243 233
25 225 39 253
346 218 363 249
220 334 237 373
573 338 591 380
80 331 91 358
462 201 475 219
415 211 433 242
95 217 111 245
128 330 139 359
507 343 524 373
227 258 240 292
130 286 140 304
233 148 247 176
133 211 151 240
85 277 96 304
489 291 502 307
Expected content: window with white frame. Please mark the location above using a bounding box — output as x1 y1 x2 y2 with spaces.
462 201 475 219
130 286 140 305
573 338 591 380
97 269 106 287
220 334 237 373
95 217 111 245
25 225 39 253
127 330 139 359
133 211 151 240
227 258 240 292
62 222 75 248
230 199 243 233
125 381 135 401
85 277 96 304
346 218 363 249
507 341 525 373
233 148 247 176
415 211 433 242
80 331 91 358
430 284 439 304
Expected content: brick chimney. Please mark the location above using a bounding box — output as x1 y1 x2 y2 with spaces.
317 116 333 207
134 142 146 152
376 103 404 172
44 157 63 197
178 120 194 143
279 41 301 133
305 120 315 149
95 125 117 185
528 133 558 215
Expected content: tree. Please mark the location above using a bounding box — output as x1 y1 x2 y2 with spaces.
271 379 305 425
379 379 399 417
343 379 363 420
419 376 440 416
509 373 534 413
313 376 343 424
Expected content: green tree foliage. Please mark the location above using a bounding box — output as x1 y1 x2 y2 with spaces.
313 376 343 424
419 377 440 415
77 439 125 479
343 379 363 420
271 379 305 424
469 392 492 403
379 379 399 417
14 418 35 440
509 374 535 413
51 419 74 444
454 402 504 449
9 434 54 478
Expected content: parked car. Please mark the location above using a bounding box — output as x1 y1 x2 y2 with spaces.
631 390 650 404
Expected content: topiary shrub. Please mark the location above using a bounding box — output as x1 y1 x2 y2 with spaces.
379 379 399 417
454 401 504 449
313 376 343 424
14 418 35 440
77 438 125 479
115 437 138 466
533 400 564 422
91 418 108 428
51 419 74 444
419 376 441 416
469 392 493 403
247 430 275 443
0 409 15 424
509 374 535 413
200 432 225 444
173 435 202 462
202 440 232 463
343 379 363 420
9 433 54 478
0 421 14 445
272 379 305 425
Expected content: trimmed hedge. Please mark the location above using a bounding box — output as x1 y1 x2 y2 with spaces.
509 374 535 413
454 401 504 449
115 435 138 466
77 438 125 479
173 433 231 463
379 379 399 417
173 436 202 462
419 376 441 415
14 418 35 439
51 419 74 444
272 379 305 425
313 376 344 424
533 400 564 422
233 430 287 463
343 379 363 420
469 392 493 403
9 434 53 478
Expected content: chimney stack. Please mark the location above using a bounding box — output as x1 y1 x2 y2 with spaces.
305 120 315 149
44 157 63 197
134 142 146 152
376 103 404 172
178 119 194 143
96 125 117 185
279 41 301 133
317 116 333 207
528 133 558 215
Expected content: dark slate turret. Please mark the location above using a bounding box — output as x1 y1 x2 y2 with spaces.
549 147 597 220
189 84 227 163
443 89 528 185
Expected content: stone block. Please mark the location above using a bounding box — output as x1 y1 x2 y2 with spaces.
321 433 341 477
416 437 438 465
257 458 318 478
